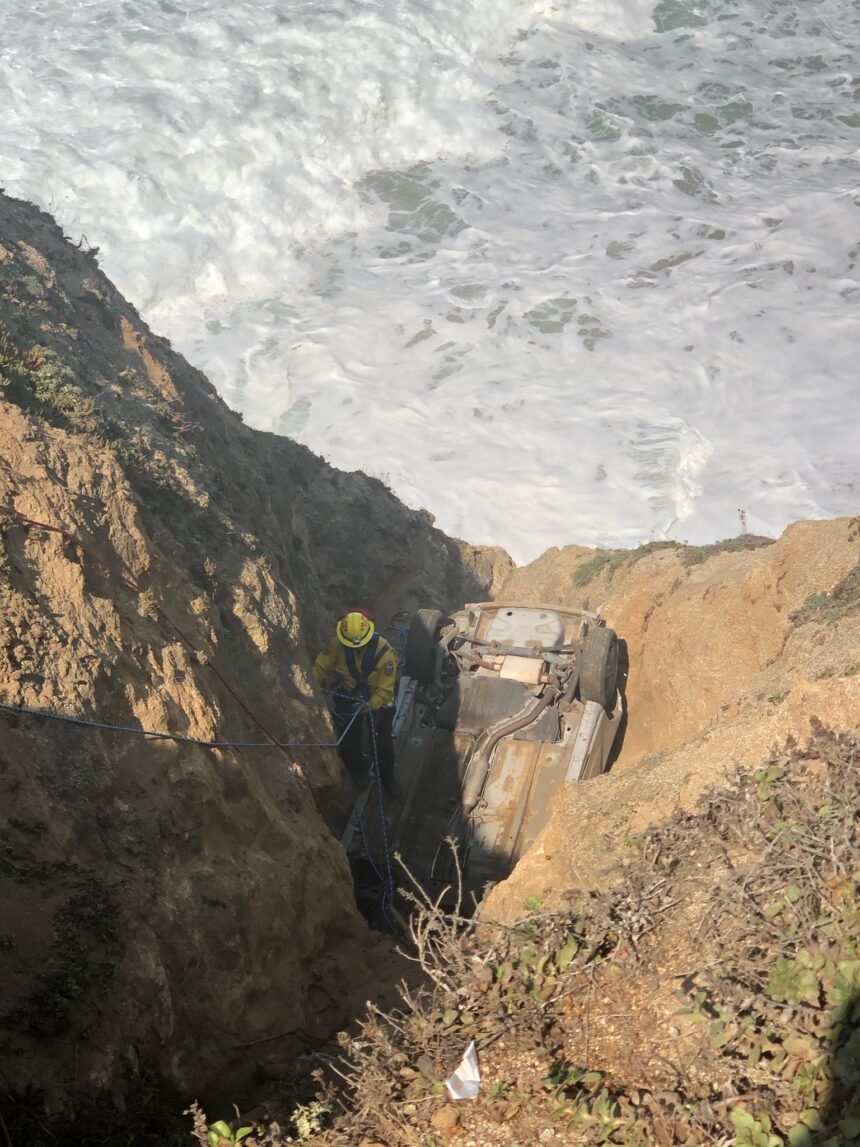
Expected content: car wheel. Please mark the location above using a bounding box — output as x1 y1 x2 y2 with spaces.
580 626 619 710
404 608 447 685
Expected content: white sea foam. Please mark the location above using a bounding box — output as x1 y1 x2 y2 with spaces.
1 0 858 561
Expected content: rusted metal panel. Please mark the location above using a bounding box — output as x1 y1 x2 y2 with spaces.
436 676 529 735
565 700 605 783
391 727 474 880
343 600 625 909
498 654 543 685
468 739 542 887
476 717 597 861
580 699 623 780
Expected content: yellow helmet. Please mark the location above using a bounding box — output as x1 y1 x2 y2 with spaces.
336 611 374 648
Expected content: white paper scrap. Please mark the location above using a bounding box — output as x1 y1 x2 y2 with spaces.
444 1039 481 1100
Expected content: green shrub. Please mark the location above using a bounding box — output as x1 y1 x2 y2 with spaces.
572 550 621 587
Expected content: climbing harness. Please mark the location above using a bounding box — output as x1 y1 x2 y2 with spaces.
343 632 387 700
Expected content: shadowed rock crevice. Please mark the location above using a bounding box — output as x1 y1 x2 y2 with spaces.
0 188 509 1126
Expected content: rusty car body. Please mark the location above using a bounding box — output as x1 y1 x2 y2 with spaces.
342 601 624 910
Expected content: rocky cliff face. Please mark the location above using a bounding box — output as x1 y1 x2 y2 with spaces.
0 190 510 1124
2 187 858 1137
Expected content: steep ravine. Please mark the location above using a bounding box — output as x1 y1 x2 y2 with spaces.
2 188 859 1145
484 522 860 921
0 189 509 1133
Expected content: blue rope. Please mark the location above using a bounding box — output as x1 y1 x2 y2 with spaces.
319 687 398 927
368 708 397 930
336 698 398 931
353 782 390 901
0 700 364 751
322 687 363 704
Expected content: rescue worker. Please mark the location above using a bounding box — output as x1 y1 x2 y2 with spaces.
312 610 400 798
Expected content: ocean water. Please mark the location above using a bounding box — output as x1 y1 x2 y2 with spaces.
1 0 857 562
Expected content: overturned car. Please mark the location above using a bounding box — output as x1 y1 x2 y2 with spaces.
342 601 624 909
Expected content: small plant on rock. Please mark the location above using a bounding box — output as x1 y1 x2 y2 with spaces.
206 1120 255 1147
292 1100 332 1140
185 1103 256 1147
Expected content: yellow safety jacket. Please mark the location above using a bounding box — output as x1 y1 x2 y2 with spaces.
312 632 398 711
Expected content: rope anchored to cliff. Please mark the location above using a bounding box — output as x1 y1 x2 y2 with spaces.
1 511 400 909
0 694 401 925
0 511 324 780
0 699 366 752
368 708 397 928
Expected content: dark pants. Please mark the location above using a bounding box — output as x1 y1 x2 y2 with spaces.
332 698 396 792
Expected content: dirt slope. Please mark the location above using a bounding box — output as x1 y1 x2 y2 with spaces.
0 189 510 1125
2 185 858 1143
282 539 859 1146
306 730 860 1147
485 522 860 922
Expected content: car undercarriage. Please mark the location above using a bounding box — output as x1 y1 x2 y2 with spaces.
342 602 625 915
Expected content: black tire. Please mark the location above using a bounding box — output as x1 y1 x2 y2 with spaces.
580 626 619 710
404 608 446 685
